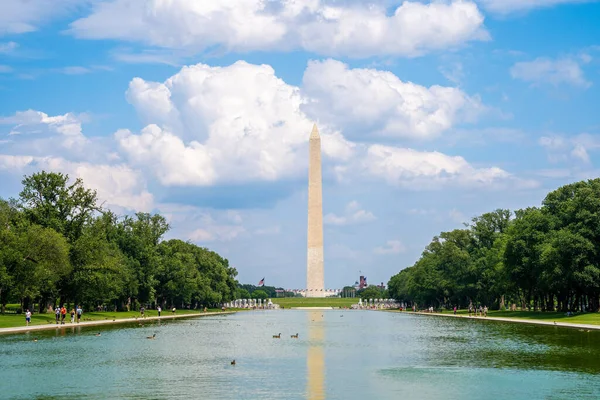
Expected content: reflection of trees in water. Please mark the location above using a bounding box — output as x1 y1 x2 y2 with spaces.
412 317 600 375
307 311 325 400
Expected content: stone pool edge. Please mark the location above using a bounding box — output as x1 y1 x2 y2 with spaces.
0 311 237 335
384 310 600 331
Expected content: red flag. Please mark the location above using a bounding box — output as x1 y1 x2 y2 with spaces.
258 278 265 286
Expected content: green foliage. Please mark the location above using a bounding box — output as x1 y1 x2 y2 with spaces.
18 171 99 242
388 181 600 313
70 216 130 306
238 284 284 298
16 223 71 303
251 290 268 300
0 171 238 312
359 285 384 300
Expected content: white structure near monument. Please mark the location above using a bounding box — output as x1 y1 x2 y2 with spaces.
306 124 325 298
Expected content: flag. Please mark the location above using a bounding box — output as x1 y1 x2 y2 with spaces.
258 277 265 286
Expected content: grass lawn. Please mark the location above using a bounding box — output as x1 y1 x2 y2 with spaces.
0 308 224 329
486 310 600 325
397 309 600 326
271 297 357 308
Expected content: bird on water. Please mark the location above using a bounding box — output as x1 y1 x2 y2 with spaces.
231 360 236 365
291 333 299 339
147 333 156 339
273 333 281 338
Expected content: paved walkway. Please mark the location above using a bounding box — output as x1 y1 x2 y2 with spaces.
412 311 600 330
0 311 236 335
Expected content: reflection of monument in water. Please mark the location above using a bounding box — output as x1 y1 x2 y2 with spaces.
306 124 325 297
306 310 325 399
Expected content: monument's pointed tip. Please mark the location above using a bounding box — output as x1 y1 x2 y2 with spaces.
310 123 320 139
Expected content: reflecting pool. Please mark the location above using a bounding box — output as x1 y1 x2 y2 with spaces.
1 310 599 399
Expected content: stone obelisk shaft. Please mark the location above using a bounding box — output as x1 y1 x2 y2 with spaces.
307 124 324 297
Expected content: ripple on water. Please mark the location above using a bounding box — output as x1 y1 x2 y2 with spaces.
1 311 600 400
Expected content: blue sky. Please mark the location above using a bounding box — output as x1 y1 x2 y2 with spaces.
1 0 599 289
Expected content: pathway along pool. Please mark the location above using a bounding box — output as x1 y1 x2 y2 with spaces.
1 310 599 399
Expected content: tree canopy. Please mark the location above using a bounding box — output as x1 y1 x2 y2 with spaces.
388 179 600 313
359 285 386 300
0 171 240 313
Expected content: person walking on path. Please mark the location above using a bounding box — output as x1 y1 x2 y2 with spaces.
157 306 161 317
60 306 67 324
140 306 145 318
453 306 457 315
25 309 31 326
76 306 82 323
484 306 488 317
70 308 75 323
55 307 60 324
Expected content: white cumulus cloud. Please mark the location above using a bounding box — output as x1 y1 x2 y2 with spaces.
0 155 153 212
69 0 488 58
0 0 82 35
0 109 98 160
1 109 85 138
360 144 516 189
119 60 354 186
539 133 600 164
157 204 246 243
0 155 35 170
302 59 485 140
324 200 376 226
189 225 245 242
0 109 153 212
510 57 591 88
374 240 406 255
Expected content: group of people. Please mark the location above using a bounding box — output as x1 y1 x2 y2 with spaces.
139 305 179 318
468 305 488 317
54 305 83 324
412 305 491 316
24 303 189 326
24 305 83 326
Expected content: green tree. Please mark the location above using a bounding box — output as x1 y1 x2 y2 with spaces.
360 285 384 300
2 171 241 313
388 268 413 304
14 223 71 311
388 179 600 313
18 171 100 242
252 289 268 300
112 213 170 306
0 199 19 312
504 207 551 309
69 216 130 309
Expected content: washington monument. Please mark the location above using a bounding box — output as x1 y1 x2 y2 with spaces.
306 124 325 297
